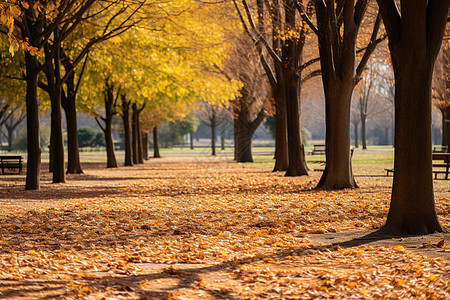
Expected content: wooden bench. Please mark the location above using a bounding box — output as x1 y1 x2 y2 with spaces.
385 153 449 180
432 153 450 180
312 144 326 155
0 155 23 175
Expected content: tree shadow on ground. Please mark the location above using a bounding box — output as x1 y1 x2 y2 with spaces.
308 228 450 260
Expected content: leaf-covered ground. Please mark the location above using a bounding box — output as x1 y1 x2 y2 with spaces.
0 156 449 299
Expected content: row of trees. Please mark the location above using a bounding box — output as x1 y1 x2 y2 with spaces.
232 0 449 235
0 0 241 189
1 0 450 235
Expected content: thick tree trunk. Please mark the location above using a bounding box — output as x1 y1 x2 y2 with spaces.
361 116 367 150
385 60 443 234
153 126 160 158
121 98 133 166
235 123 253 162
284 70 308 176
317 85 357 189
24 52 41 190
273 90 289 171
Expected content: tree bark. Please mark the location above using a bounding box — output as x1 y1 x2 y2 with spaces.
377 0 449 234
61 53 83 174
386 59 442 234
63 89 83 174
104 117 117 168
272 84 289 171
284 69 308 176
121 96 133 166
44 37 65 183
153 126 160 158
97 80 118 168
317 84 357 189
24 51 41 190
234 98 266 163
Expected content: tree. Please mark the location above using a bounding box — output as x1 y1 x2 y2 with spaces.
94 78 119 168
376 0 449 234
311 0 383 189
235 0 314 175
196 101 230 156
132 102 145 164
119 94 133 166
221 33 269 163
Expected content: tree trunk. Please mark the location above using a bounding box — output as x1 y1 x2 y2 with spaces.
190 132 194 150
121 97 133 166
43 28 65 183
64 93 83 174
235 121 253 162
24 51 41 190
361 116 367 150
375 0 449 235
385 59 443 234
221 124 226 150
272 88 289 171
136 108 143 164
132 103 138 164
142 132 148 160
211 110 216 156
353 122 359 148
104 117 117 168
62 69 83 174
153 126 160 158
284 71 308 176
317 85 357 189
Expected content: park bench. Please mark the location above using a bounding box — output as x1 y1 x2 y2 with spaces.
312 144 326 155
385 153 449 180
0 155 23 175
433 145 448 153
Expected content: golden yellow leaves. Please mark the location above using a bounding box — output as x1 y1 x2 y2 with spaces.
0 158 448 298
